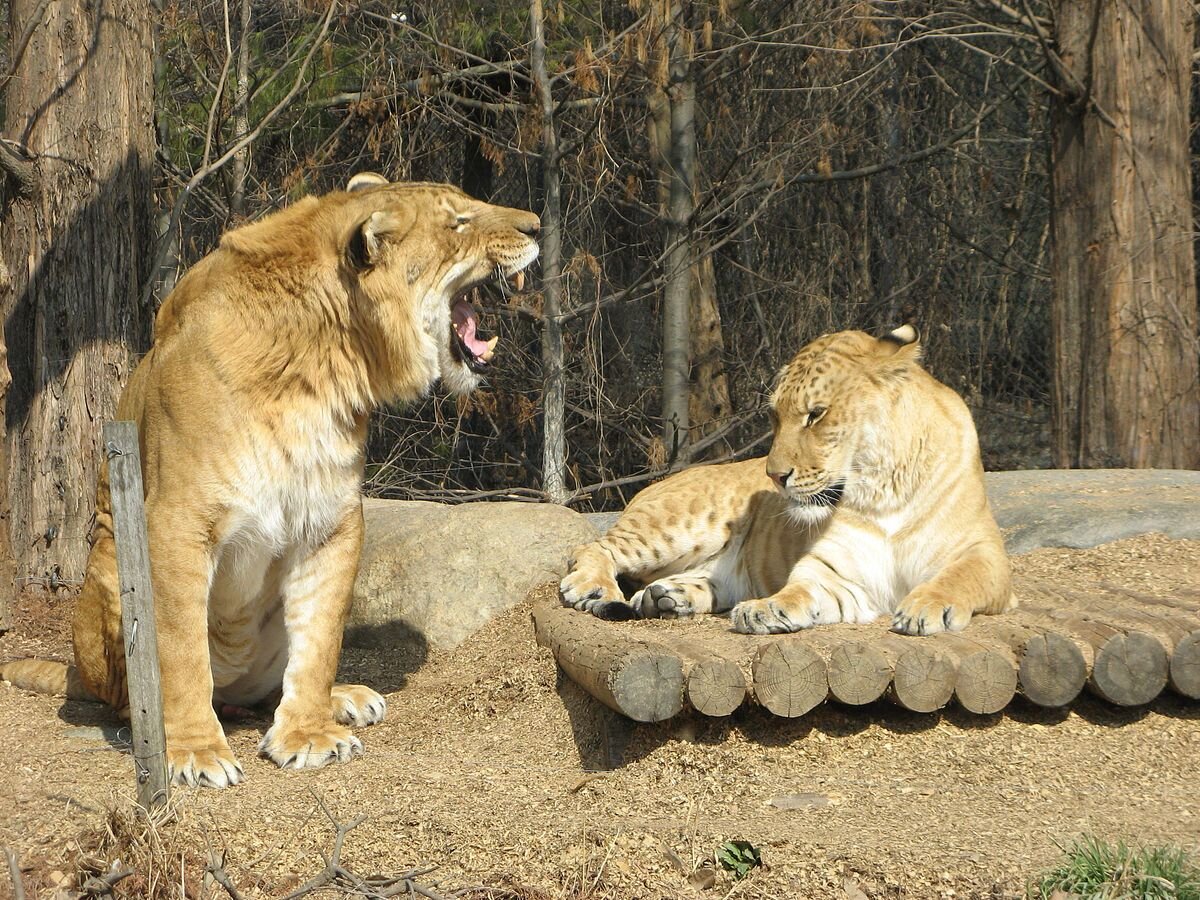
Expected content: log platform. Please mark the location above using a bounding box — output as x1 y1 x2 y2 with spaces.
531 577 1200 723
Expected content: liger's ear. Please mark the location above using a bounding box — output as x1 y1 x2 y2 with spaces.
873 323 922 378
879 324 920 348
346 171 389 192
347 210 403 270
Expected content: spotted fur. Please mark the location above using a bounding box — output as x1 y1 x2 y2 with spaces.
560 326 1013 635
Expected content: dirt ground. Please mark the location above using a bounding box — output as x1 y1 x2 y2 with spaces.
1 532 1198 899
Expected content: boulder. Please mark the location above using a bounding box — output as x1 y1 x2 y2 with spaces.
986 468 1200 554
585 468 1200 555
347 498 598 650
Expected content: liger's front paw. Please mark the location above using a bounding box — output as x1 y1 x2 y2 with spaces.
731 597 806 634
559 570 620 610
330 683 387 727
258 720 363 770
632 581 695 619
891 590 971 636
167 744 245 788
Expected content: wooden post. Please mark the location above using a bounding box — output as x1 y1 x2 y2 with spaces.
104 421 170 809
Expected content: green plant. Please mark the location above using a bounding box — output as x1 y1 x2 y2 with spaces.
1029 835 1200 900
715 840 762 881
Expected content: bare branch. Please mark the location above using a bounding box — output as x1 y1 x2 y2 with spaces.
0 0 53 96
0 140 35 196
4 848 25 900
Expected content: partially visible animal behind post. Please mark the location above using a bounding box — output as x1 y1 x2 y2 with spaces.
1 173 540 788
560 326 1013 634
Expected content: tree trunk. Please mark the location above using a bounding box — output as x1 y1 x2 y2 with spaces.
0 254 14 630
1050 0 1199 468
530 0 568 503
2 0 157 586
688 255 731 454
661 0 696 466
229 0 252 219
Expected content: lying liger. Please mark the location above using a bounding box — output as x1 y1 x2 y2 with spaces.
2 174 539 788
561 326 1013 634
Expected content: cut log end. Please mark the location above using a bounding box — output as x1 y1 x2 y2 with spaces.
752 641 827 717
1089 631 1169 707
954 649 1018 715
827 641 891 706
1168 632 1200 700
891 646 955 713
686 656 747 717
1018 632 1088 708
610 651 685 722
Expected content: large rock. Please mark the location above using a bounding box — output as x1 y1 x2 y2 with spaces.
986 468 1200 554
585 468 1200 555
347 499 598 650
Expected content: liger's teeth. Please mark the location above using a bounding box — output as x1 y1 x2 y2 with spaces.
514 270 525 292
481 335 499 362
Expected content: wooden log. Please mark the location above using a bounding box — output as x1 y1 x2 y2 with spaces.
686 656 748 717
1093 581 1200 615
774 631 891 707
531 600 684 722
1038 597 1200 701
968 618 1089 708
873 635 956 713
751 640 827 717
671 639 748 717
104 422 170 811
1022 612 1169 707
825 640 892 706
928 633 1018 715
1170 633 1200 700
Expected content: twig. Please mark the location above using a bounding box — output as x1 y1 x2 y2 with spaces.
279 803 365 899
4 847 25 900
278 793 458 899
0 0 53 95
79 866 134 896
206 850 247 900
140 0 337 310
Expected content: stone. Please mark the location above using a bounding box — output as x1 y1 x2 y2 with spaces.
986 469 1200 554
588 468 1200 555
348 499 598 650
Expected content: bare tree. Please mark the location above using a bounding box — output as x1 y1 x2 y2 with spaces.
530 0 568 503
659 0 698 465
1049 0 1199 467
1 0 157 586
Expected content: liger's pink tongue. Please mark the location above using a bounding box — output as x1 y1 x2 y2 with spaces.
452 299 490 357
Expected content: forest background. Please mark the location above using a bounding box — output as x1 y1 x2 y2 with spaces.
0 0 1197 597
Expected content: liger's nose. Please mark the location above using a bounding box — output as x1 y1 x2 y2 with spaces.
519 216 541 236
768 469 791 490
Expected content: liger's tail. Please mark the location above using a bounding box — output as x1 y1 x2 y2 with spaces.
1 658 98 701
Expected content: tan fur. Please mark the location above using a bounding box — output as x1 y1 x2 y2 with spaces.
1 175 539 787
560 327 1013 635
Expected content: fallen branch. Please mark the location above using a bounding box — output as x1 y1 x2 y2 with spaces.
278 792 457 900
4 847 25 900
79 866 134 896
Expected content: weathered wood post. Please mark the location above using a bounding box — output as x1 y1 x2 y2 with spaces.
104 421 170 809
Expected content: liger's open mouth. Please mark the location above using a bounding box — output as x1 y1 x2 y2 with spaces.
450 268 530 373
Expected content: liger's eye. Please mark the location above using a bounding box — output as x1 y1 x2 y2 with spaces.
806 406 827 427
453 215 472 230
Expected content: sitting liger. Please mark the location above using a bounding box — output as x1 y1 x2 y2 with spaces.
560 326 1013 635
